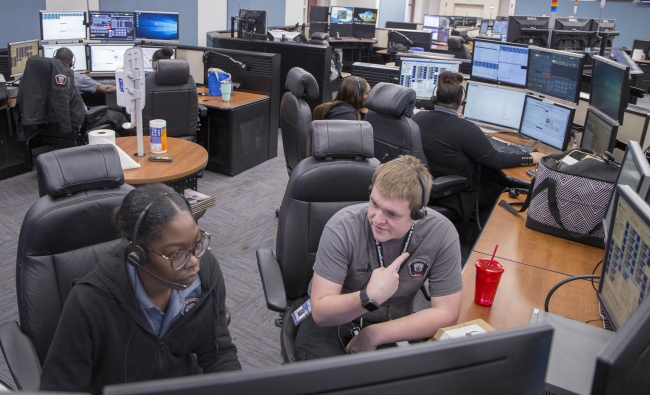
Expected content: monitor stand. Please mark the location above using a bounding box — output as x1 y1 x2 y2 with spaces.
529 309 614 395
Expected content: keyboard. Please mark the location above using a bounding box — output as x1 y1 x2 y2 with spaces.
97 79 116 86
488 136 537 155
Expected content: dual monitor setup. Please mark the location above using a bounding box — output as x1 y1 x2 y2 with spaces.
478 18 509 39
310 5 378 39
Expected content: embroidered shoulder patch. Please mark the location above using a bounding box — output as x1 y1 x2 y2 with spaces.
408 259 430 277
54 74 67 85
182 298 199 315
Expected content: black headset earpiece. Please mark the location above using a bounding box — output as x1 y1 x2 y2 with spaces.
126 192 194 268
368 160 428 221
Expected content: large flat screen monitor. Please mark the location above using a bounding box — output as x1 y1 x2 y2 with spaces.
42 43 88 72
89 44 131 72
138 46 176 72
526 46 584 103
598 183 650 332
353 8 377 25
553 17 592 50
7 39 39 78
632 39 650 59
422 14 449 43
492 19 508 35
507 16 549 47
385 21 419 30
88 11 135 41
135 11 179 41
398 57 460 100
589 18 617 48
40 10 87 41
389 29 433 52
602 141 650 232
103 325 553 395
518 95 574 151
471 39 529 87
579 106 619 155
238 9 267 40
463 81 527 130
590 55 629 125
330 6 353 24
310 6 329 23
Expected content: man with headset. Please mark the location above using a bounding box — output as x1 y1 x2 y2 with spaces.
294 155 463 360
54 47 128 132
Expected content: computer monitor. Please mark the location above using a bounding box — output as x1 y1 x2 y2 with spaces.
88 11 135 41
7 39 39 78
580 106 619 155
330 6 353 24
526 46 584 103
554 17 591 32
470 39 529 87
598 183 650 332
632 39 650 59
590 55 629 125
463 81 528 130
552 17 592 50
102 325 553 395
353 8 377 25
591 284 650 395
138 46 176 72
398 57 460 100
237 9 267 40
88 44 132 72
589 19 617 48
352 24 375 39
330 23 352 38
385 21 419 30
492 19 508 35
507 16 549 47
39 10 87 41
518 95 574 151
310 6 329 23
134 11 179 41
389 30 433 52
602 141 650 232
422 14 449 43
42 43 88 72
479 19 489 35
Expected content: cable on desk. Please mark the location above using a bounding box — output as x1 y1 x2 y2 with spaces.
544 274 601 313
591 259 603 292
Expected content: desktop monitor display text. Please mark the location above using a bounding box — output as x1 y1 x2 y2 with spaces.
471 39 529 87
134 11 179 41
138 46 176 72
89 44 132 72
7 39 39 77
40 10 87 41
526 46 584 103
423 14 449 43
88 11 135 41
518 95 574 151
398 58 460 100
462 81 527 130
42 43 88 72
492 19 508 35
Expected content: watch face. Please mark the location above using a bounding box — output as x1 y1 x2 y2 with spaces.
362 300 380 312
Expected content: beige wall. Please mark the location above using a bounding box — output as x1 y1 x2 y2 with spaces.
197 0 228 47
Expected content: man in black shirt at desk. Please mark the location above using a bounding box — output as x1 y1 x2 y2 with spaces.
412 71 545 222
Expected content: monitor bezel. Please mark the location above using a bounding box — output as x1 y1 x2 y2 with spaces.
525 45 585 103
352 7 378 25
518 95 574 151
580 106 619 155
398 57 462 100
470 38 530 88
87 11 135 42
42 43 88 73
7 39 40 78
597 183 650 331
39 10 88 42
88 43 133 73
134 10 180 42
589 55 630 125
462 80 528 130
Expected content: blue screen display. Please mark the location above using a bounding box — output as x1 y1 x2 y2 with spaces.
135 12 179 41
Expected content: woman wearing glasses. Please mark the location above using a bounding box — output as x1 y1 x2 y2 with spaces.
40 183 241 394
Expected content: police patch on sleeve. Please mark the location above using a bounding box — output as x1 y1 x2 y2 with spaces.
55 74 67 85
408 259 430 277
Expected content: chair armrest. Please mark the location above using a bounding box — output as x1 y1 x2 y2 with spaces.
198 105 208 117
257 249 288 312
430 175 467 199
86 105 108 118
0 321 41 390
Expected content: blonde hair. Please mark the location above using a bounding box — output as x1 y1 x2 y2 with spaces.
371 155 433 213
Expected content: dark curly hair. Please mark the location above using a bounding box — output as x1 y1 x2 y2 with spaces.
434 71 465 110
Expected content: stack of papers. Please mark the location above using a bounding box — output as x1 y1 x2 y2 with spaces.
183 189 216 214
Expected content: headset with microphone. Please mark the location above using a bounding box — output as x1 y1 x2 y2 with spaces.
126 192 196 289
368 160 428 221
355 77 363 107
53 48 76 69
430 75 466 107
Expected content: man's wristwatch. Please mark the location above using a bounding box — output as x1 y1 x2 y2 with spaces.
360 288 380 312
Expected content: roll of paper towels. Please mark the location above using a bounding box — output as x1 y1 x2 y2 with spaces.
88 129 116 145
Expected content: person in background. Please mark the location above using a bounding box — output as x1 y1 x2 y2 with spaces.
40 183 241 394
54 47 128 132
150 45 174 71
313 76 370 120
412 71 545 222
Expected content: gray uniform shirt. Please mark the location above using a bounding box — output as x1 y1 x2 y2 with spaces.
313 203 462 323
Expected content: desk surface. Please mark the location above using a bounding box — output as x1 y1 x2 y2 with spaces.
116 137 207 185
377 46 448 54
488 132 558 182
197 86 269 110
329 38 376 43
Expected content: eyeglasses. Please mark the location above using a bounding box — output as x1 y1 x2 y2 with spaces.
144 230 211 270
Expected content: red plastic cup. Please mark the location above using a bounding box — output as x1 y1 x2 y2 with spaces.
474 258 504 306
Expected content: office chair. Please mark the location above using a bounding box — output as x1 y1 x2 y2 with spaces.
308 32 330 46
143 59 199 142
0 144 134 390
446 36 472 74
15 56 112 169
279 67 319 176
257 120 379 363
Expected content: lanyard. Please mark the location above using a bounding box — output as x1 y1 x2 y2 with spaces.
374 224 414 269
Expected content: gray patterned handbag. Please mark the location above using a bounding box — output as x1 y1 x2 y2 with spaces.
501 149 619 248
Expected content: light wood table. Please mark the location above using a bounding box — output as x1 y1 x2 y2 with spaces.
488 132 558 183
197 86 269 109
116 136 207 185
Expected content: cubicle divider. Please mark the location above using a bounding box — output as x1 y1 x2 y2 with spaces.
209 36 336 111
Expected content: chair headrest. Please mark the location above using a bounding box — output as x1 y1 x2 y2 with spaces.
285 67 319 99
309 32 329 46
310 120 374 159
156 59 190 86
365 82 417 118
447 36 464 50
36 144 125 197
